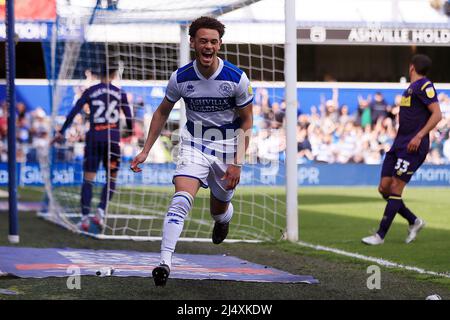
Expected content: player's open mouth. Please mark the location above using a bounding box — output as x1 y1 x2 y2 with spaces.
201 52 214 63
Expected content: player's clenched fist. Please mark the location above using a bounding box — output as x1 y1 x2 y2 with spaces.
221 164 241 190
130 151 149 173
407 135 422 153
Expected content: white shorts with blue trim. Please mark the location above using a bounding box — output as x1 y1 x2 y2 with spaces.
173 141 235 203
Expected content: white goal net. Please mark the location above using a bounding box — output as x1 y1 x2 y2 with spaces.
41 0 290 242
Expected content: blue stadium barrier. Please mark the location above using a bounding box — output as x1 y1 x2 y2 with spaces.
2 163 450 187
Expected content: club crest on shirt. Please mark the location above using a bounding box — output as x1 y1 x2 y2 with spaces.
218 82 233 96
426 87 435 99
407 88 413 95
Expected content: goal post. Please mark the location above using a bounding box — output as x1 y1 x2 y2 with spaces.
40 0 299 243
284 0 298 242
6 0 19 244
178 24 189 129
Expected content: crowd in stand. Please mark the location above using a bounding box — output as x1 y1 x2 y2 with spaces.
1 87 450 165
246 87 450 165
0 101 51 163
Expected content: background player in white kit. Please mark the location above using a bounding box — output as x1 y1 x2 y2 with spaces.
130 16 253 286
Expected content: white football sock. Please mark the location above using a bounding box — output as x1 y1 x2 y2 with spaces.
211 202 233 224
160 191 194 268
160 250 172 268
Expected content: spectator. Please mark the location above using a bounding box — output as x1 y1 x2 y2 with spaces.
333 132 355 163
132 95 146 120
254 87 272 117
30 107 50 161
438 93 450 119
252 104 265 134
297 128 313 164
315 134 334 163
443 131 450 163
0 102 7 163
16 102 29 122
271 102 283 129
274 100 286 125
427 148 444 165
338 104 354 125
257 128 285 164
369 92 389 125
0 102 8 140
17 116 31 144
66 114 87 143
357 96 372 128
324 99 339 123
364 149 382 165
388 95 402 124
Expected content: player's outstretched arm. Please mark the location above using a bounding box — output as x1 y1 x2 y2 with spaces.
51 92 88 145
407 102 442 153
130 97 175 172
235 103 253 165
120 92 133 137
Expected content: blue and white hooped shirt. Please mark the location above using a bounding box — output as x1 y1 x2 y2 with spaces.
165 57 253 155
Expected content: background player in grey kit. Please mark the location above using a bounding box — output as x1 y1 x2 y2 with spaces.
362 54 442 245
53 62 133 232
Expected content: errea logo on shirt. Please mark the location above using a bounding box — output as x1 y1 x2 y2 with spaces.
187 84 195 93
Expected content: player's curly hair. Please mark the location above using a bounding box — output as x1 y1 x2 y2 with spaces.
189 16 225 39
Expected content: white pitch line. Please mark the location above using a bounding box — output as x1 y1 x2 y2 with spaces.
297 241 450 279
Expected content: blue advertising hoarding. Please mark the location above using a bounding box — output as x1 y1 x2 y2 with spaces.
2 162 450 187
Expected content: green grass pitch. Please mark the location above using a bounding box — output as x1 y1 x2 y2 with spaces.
0 185 449 300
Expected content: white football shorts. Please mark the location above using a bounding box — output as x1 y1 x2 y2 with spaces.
173 140 235 203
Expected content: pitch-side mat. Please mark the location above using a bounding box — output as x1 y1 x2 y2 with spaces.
0 201 44 212
0 247 318 284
